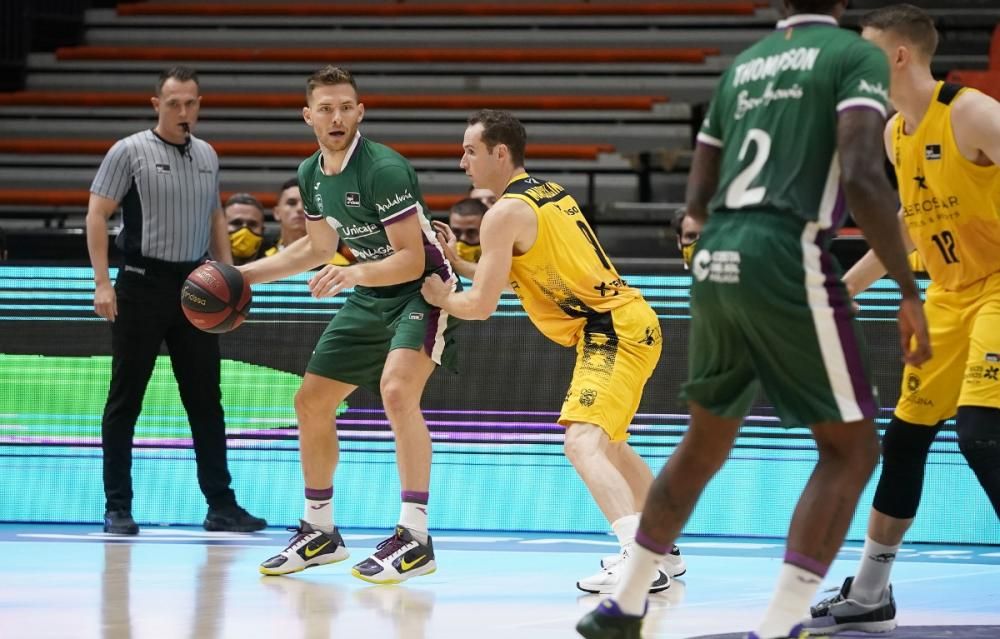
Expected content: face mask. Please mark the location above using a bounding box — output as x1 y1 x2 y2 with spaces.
679 240 697 270
230 226 263 259
456 241 482 263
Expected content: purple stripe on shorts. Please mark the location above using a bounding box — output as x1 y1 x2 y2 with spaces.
423 229 445 270
635 529 671 555
817 230 877 419
423 232 452 282
423 305 442 359
401 490 429 505
785 550 829 578
830 187 847 230
305 486 333 500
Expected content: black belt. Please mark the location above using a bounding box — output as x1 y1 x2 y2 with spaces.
122 255 205 276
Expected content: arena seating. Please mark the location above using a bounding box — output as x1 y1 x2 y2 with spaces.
946 24 1000 100
2 0 773 256
0 0 996 262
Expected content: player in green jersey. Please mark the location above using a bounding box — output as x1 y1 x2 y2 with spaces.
577 1 930 638
241 66 459 584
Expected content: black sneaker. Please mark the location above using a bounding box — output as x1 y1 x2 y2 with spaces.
103 509 139 535
203 504 267 532
351 526 437 584
576 599 643 639
805 576 897 635
259 520 350 576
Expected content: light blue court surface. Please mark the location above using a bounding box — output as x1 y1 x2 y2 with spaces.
1 524 998 639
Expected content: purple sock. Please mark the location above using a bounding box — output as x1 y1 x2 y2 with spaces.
635 529 671 555
401 490 428 505
305 486 333 501
784 550 829 578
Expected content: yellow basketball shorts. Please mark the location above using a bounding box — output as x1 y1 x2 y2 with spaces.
896 271 1000 425
558 299 662 442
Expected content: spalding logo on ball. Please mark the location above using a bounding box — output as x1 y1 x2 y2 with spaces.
181 262 251 333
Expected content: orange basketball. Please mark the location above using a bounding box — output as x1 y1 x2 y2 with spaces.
180 262 251 333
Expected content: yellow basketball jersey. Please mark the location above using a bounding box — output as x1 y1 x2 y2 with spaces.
892 82 1000 291
503 173 641 346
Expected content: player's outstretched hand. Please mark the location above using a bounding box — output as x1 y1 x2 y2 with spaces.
308 264 357 298
432 220 460 264
898 296 931 367
421 273 452 307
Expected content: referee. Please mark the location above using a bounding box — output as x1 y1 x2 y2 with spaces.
86 66 265 534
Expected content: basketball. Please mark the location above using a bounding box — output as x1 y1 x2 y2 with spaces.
180 262 252 333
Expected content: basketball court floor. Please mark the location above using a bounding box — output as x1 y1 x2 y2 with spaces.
2 524 998 639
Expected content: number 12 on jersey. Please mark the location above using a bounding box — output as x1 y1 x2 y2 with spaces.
931 230 960 264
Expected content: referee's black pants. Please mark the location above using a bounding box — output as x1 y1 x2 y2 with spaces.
101 261 237 513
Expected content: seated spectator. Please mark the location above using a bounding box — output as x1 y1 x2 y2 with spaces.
469 186 497 209
448 197 489 263
266 177 353 266
224 193 269 265
673 207 702 269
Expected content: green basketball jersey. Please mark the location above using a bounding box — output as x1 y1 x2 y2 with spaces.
698 14 890 228
298 134 452 296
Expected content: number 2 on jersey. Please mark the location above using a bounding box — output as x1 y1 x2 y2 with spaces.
725 128 772 209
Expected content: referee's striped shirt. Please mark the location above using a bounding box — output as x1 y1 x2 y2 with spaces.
90 129 221 263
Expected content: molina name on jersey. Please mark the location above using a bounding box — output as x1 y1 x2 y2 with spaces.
503 173 641 347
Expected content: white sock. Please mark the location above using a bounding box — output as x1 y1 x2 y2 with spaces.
611 541 663 616
303 496 334 533
851 536 900 604
611 514 640 550
756 563 823 639
399 501 428 544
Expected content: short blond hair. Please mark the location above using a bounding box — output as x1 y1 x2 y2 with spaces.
861 4 939 60
306 66 358 101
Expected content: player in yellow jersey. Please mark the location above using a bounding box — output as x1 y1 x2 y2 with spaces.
807 5 1000 634
421 109 684 593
